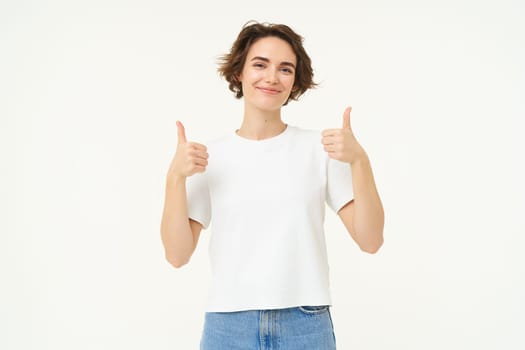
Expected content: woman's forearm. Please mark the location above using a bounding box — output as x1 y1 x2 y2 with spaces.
351 155 385 252
160 176 195 267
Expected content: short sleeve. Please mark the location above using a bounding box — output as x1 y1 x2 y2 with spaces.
185 172 211 229
325 158 354 213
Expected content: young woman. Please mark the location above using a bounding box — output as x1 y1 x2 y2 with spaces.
161 21 384 350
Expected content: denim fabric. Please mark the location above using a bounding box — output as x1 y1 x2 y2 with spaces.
200 306 337 350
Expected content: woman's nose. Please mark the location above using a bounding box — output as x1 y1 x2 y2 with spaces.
265 69 278 84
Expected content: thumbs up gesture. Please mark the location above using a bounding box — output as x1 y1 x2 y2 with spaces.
321 107 366 164
167 121 209 181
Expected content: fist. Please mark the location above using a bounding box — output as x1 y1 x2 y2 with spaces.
322 106 366 164
167 121 209 180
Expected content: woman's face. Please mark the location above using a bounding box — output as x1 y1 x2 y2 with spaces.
238 36 297 112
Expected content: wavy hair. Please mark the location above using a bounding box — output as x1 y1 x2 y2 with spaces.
218 21 317 105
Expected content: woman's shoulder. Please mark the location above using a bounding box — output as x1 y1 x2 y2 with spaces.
204 132 238 155
287 125 322 142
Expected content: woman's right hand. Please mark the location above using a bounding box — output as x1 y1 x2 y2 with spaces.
166 121 209 182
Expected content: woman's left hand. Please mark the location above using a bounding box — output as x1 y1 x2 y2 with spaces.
321 106 367 164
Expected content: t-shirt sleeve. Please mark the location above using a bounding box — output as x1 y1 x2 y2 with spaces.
185 172 211 229
325 158 354 213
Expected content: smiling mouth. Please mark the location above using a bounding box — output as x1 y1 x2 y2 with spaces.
256 87 281 95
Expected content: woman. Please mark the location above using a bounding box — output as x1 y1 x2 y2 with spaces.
161 21 384 350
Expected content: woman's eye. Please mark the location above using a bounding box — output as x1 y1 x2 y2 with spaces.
253 63 265 68
281 68 294 74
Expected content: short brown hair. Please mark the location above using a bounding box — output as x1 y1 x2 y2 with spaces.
218 21 317 105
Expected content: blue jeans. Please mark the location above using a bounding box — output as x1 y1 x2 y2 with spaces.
200 306 337 350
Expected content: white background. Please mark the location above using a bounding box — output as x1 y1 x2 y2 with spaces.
2 0 524 349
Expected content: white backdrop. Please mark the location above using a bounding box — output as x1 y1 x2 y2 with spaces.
2 0 524 349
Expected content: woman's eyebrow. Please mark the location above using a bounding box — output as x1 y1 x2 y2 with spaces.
251 56 296 69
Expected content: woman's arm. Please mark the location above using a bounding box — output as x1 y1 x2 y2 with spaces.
338 156 384 253
160 121 208 268
161 177 203 268
322 107 384 253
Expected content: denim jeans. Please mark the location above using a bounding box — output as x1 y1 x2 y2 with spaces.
200 305 337 350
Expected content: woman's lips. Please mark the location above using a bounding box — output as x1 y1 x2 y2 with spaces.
256 87 281 95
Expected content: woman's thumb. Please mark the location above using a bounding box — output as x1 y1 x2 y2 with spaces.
176 120 187 144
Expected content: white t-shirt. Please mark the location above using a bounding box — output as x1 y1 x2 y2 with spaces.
186 125 354 312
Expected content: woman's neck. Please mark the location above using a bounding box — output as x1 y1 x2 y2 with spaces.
236 107 287 140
